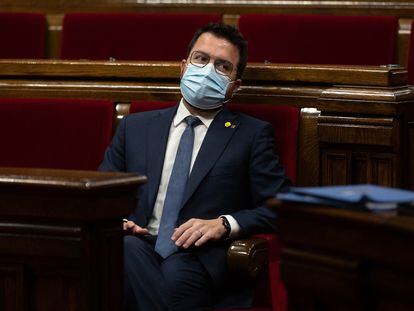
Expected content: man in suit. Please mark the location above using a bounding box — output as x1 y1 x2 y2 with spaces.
100 23 290 310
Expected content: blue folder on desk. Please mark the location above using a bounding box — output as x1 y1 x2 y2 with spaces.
277 184 414 212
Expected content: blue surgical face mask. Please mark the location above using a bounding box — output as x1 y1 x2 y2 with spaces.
180 63 234 110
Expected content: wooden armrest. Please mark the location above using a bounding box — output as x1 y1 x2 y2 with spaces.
227 237 268 279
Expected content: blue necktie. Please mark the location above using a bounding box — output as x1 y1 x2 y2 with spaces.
155 116 201 258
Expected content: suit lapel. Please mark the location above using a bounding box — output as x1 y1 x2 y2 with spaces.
146 105 178 212
182 108 239 206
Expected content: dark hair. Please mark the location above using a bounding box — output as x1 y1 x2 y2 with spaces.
187 23 248 80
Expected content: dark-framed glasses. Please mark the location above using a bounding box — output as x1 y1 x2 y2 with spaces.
189 51 234 77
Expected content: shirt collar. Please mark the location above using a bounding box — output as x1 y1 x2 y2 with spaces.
173 99 218 128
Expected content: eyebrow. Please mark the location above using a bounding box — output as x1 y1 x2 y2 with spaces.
194 50 233 65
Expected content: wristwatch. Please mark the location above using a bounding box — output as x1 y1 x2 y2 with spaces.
220 216 231 238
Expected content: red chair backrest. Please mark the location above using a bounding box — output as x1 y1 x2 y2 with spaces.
0 98 113 170
239 14 397 65
61 13 221 61
130 100 298 183
0 12 46 59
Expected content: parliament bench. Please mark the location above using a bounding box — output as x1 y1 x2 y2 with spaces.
0 59 411 189
1 1 413 67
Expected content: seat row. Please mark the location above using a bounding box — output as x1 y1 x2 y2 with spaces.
0 12 400 66
0 97 298 180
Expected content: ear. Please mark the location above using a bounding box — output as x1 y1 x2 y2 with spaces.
225 79 242 99
229 79 242 96
233 79 242 93
180 59 187 78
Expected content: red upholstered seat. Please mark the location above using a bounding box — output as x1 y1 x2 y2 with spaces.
0 12 46 59
61 13 221 61
0 98 113 170
228 103 298 184
130 100 298 311
239 14 398 65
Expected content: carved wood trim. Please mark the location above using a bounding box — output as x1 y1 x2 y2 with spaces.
297 108 320 186
0 60 407 86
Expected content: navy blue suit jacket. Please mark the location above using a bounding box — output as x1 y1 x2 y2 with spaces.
99 104 290 307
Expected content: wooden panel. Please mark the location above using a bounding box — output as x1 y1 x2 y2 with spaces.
410 122 414 189
370 154 397 187
0 168 145 311
282 248 364 311
45 14 64 59
397 18 412 66
297 108 320 187
275 202 414 311
321 149 397 186
321 149 350 185
352 152 397 187
351 152 369 184
0 266 24 311
318 116 395 147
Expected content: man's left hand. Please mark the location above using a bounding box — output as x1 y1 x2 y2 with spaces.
172 218 227 248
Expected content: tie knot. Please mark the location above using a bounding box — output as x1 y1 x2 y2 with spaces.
185 116 201 128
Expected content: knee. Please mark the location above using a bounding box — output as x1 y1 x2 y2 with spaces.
123 235 147 268
123 235 136 256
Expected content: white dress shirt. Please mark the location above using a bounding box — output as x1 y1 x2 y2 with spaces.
147 100 240 238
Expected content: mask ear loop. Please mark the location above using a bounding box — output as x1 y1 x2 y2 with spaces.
222 80 237 104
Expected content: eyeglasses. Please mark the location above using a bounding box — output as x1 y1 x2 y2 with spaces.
189 51 234 78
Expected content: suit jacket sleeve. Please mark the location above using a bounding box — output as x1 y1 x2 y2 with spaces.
99 117 141 223
230 122 291 237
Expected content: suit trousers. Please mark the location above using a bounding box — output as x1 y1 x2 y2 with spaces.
123 235 214 311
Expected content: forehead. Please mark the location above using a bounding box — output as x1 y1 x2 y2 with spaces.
190 32 240 66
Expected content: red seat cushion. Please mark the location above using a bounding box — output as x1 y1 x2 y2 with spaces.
61 13 221 60
0 12 46 59
0 98 113 170
239 14 397 65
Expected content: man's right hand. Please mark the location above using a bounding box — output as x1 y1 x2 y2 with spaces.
123 220 149 236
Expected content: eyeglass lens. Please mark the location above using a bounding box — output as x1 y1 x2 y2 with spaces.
190 51 233 77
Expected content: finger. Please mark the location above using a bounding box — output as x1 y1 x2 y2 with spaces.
133 226 149 235
123 221 135 232
194 232 210 247
175 224 203 247
174 227 195 247
182 230 204 248
126 221 136 229
172 219 195 241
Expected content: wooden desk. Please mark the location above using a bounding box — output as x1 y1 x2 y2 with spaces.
274 200 414 310
0 168 146 311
